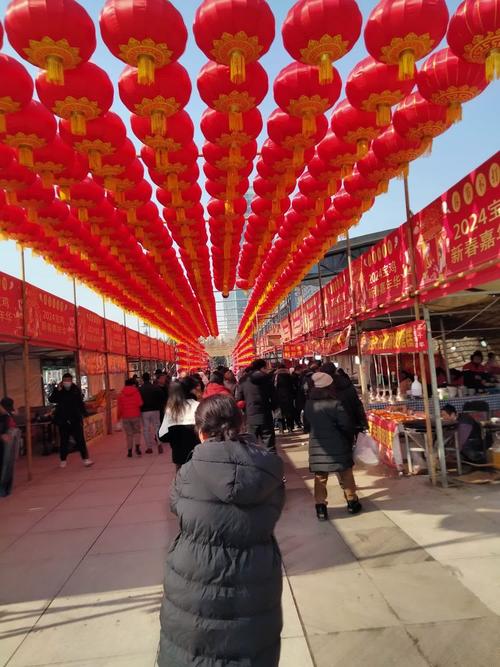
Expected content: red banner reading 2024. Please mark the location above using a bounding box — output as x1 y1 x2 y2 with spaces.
413 153 500 298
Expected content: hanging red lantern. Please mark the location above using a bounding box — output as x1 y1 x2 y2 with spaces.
1 100 57 167
333 188 364 222
274 62 342 136
344 168 379 206
193 0 274 84
308 155 341 195
16 177 55 221
0 54 34 134
5 0 96 85
0 160 36 204
60 111 127 171
267 108 328 167
99 0 187 85
197 60 268 132
330 99 381 158
417 47 489 124
69 178 104 222
448 0 500 82
393 92 451 154
36 62 114 136
92 138 136 182
203 140 257 171
0 145 15 171
282 0 362 84
96 159 144 200
317 132 357 179
346 56 415 127
357 150 402 193
206 177 249 201
157 183 202 210
364 0 449 80
200 107 262 156
111 179 152 224
130 110 194 169
55 153 88 199
32 136 75 188
372 125 426 174
119 62 191 136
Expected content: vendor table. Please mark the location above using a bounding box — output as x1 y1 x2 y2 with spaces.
402 421 461 476
369 394 500 414
367 413 404 471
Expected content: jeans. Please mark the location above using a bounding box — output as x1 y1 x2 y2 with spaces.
314 468 358 505
58 421 89 461
142 410 160 450
248 422 276 452
123 417 142 451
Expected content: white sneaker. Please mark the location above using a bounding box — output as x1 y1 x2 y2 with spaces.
83 459 94 468
59 460 67 469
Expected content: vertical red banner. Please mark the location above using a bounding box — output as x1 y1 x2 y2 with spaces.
0 272 23 340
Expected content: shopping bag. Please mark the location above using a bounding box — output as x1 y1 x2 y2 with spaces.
353 431 380 466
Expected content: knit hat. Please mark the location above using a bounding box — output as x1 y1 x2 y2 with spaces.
311 372 333 389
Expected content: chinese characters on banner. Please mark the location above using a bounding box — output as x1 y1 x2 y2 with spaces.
354 225 412 316
302 291 323 334
360 321 428 355
290 309 303 340
107 354 127 373
105 320 126 355
323 272 352 331
126 328 140 357
79 350 106 375
283 342 306 359
77 307 105 352
368 413 403 469
139 333 151 359
320 326 352 355
26 284 77 348
0 272 23 340
280 315 292 343
413 153 500 296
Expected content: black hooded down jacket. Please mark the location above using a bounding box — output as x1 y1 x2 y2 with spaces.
235 371 276 425
158 437 285 667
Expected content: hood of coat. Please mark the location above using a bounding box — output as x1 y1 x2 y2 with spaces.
333 372 353 391
191 438 283 505
250 370 269 385
121 386 139 397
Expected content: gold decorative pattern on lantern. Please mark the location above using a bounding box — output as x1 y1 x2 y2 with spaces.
213 91 256 114
430 85 481 106
281 133 315 152
24 36 81 70
119 38 173 67
300 34 349 65
0 96 21 115
134 95 180 117
75 138 114 155
361 89 404 113
216 131 252 148
406 120 448 142
344 126 380 144
143 134 182 152
4 132 46 151
287 94 330 118
93 164 126 178
215 155 247 171
53 96 101 120
379 32 434 64
211 31 262 63
464 29 500 62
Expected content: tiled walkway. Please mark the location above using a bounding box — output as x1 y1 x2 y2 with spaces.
1 432 499 666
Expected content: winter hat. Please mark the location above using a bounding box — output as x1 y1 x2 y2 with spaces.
311 372 333 389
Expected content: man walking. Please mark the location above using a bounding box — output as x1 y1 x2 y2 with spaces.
139 372 164 454
236 359 277 452
49 373 93 468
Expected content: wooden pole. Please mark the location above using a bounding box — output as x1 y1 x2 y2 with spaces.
440 318 451 383
20 247 33 481
317 260 327 335
72 278 81 384
102 297 112 435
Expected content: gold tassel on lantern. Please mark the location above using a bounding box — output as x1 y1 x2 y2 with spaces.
376 180 389 195
229 144 241 163
229 109 243 132
292 146 305 167
376 104 391 127
0 113 6 133
88 149 102 171
315 198 324 215
341 163 351 179
70 111 86 136
151 110 166 135
156 148 169 169
172 190 182 206
46 55 64 85
167 173 178 191
115 190 125 204
328 176 338 196
302 113 316 137
225 200 234 215
127 208 137 224
27 207 38 222
6 191 18 205
40 172 54 189
357 138 369 158
398 49 415 81
78 207 88 222
229 50 245 84
137 54 155 85
485 48 500 82
177 208 186 222
421 136 433 157
319 53 333 85
272 200 280 215
58 186 70 200
446 102 462 124
18 146 34 168
104 176 117 191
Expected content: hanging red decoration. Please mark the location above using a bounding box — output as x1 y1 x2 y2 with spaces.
282 0 362 85
417 47 489 124
99 0 187 85
317 131 357 179
110 179 152 224
32 136 75 188
308 155 341 195
274 62 342 136
60 111 127 171
16 177 55 221
201 107 262 155
0 54 34 134
393 92 451 154
55 154 88 200
1 100 57 167
36 62 114 136
267 108 328 167
0 160 36 204
131 110 194 169
69 177 104 222
346 56 415 127
197 60 268 132
193 0 274 84
330 99 381 158
357 150 403 193
5 0 96 85
372 125 426 175
364 0 449 81
91 138 136 183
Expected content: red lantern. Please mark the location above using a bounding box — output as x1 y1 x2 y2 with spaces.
448 0 500 82
282 0 362 84
193 0 274 84
0 145 15 171
357 150 402 193
267 108 328 167
346 56 415 127
201 107 262 150
60 111 127 171
0 160 36 204
36 62 114 136
197 60 268 131
1 100 57 167
330 99 381 158
97 159 144 200
206 178 249 201
5 0 96 85
55 154 88 200
131 110 194 169
372 125 425 174
203 140 257 170
69 178 104 222
99 0 187 84
344 168 379 206
0 54 34 133
119 63 191 136
274 62 341 136
32 136 75 188
16 177 55 221
111 179 152 223
308 155 341 195
417 47 489 124
317 132 357 179
393 92 451 154
364 0 449 80
92 138 136 182
333 188 363 222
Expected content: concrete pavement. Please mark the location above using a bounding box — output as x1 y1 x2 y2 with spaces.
1 431 499 666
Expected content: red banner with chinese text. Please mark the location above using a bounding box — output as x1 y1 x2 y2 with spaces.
126 328 140 357
108 354 127 373
283 342 306 359
79 350 105 375
290 309 303 341
150 337 159 360
26 284 76 349
303 291 323 334
323 272 352 331
78 307 105 352
413 153 500 299
360 321 428 355
0 272 23 340
139 333 151 358
320 325 352 356
105 320 126 355
280 316 292 343
368 413 401 468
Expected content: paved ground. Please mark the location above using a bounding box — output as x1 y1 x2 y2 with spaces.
1 431 500 666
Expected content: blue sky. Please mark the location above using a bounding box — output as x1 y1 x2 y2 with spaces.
0 0 498 333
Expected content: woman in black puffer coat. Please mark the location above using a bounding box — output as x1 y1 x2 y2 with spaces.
158 394 285 667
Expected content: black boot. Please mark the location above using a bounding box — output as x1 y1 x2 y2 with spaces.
127 449 132 458
135 445 142 456
315 503 328 521
347 498 363 515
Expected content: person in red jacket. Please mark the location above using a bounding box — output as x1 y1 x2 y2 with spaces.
117 379 144 458
203 371 232 399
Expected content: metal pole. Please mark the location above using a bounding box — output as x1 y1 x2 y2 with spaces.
440 318 451 383
102 297 113 435
72 278 81 384
20 247 33 481
317 261 327 335
423 306 448 487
